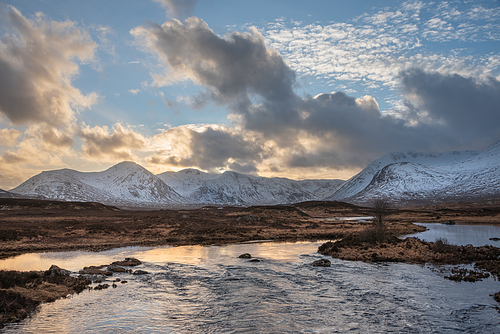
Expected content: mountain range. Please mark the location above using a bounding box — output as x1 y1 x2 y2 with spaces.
7 139 500 207
10 162 344 207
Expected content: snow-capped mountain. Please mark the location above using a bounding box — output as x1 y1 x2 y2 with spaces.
156 169 219 197
12 161 183 207
11 138 498 208
10 163 344 207
187 171 344 205
326 140 500 205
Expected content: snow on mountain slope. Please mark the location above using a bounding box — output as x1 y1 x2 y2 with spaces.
80 162 183 204
12 162 183 206
296 179 345 199
325 149 481 201
188 171 344 205
0 188 15 198
329 139 500 205
189 171 305 205
156 169 219 197
155 169 344 205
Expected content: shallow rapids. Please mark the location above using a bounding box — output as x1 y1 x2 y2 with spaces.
2 240 500 333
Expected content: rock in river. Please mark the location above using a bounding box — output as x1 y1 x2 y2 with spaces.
132 270 149 275
312 259 331 267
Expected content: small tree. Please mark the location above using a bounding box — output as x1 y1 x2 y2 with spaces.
373 198 390 226
368 198 391 242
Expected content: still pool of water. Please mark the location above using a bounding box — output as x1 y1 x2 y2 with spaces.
1 231 500 333
403 223 500 247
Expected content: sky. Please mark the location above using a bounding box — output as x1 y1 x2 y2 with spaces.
0 0 499 190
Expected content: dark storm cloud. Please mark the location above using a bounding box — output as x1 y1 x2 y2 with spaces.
400 68 500 146
135 17 500 173
153 0 200 19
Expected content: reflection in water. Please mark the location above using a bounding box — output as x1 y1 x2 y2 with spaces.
1 238 500 332
403 223 500 246
0 241 321 272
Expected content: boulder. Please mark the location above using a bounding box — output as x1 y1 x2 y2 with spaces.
108 265 126 273
312 259 331 267
46 265 71 277
111 258 142 267
249 258 260 262
94 283 110 290
79 266 113 276
238 253 252 259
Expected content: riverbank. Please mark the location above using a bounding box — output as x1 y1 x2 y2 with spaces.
1 198 500 324
0 266 90 325
0 198 425 260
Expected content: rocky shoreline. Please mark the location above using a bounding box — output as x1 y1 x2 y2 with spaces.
0 257 149 326
0 265 90 325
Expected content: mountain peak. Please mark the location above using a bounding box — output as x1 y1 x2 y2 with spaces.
112 161 141 168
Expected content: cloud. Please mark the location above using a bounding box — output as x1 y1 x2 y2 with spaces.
129 88 141 95
147 125 263 172
1 151 27 164
78 123 146 161
0 5 98 127
131 17 296 106
134 15 500 177
153 0 199 19
400 68 500 146
0 128 22 146
263 1 500 89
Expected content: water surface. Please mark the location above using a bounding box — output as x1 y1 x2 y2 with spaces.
2 236 500 333
403 223 500 246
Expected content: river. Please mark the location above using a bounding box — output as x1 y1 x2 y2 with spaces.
1 225 500 333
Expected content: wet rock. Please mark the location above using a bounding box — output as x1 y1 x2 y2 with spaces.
94 283 110 290
79 266 112 276
111 258 142 267
120 280 128 284
249 258 261 262
132 270 149 275
112 283 117 288
46 265 71 277
445 267 490 282
489 237 500 242
108 265 126 273
238 253 252 258
441 220 456 225
312 259 331 267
